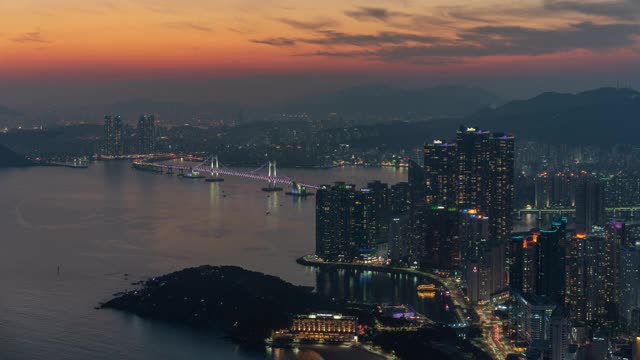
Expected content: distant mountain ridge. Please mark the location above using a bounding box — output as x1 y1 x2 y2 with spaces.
464 87 640 144
344 87 640 148
280 84 502 119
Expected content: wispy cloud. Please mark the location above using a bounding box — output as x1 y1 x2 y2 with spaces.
252 37 297 46
252 30 439 48
544 0 640 21
279 18 338 30
275 21 640 64
11 31 50 43
344 7 408 22
164 21 213 32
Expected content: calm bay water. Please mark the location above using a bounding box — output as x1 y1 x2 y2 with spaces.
0 162 540 359
0 162 411 360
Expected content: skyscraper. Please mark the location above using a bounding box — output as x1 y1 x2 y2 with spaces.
407 159 425 207
315 182 356 261
423 206 459 269
551 307 570 360
423 139 457 207
604 219 627 323
455 127 490 209
535 220 566 304
102 115 123 156
575 178 606 233
137 114 156 154
315 182 390 262
389 182 410 216
585 229 607 323
423 128 514 240
389 216 410 265
422 126 514 292
619 245 640 328
103 115 113 155
488 133 515 243
509 235 525 295
566 233 587 322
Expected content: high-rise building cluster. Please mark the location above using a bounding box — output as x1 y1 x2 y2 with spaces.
508 217 640 358
421 126 515 299
315 126 515 294
314 125 640 358
101 114 156 156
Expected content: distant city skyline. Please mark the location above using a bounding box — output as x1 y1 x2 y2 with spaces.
1 0 639 107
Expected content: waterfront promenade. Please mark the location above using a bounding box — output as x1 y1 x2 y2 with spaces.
296 255 508 359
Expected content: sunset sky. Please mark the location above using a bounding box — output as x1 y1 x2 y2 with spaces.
1 0 640 107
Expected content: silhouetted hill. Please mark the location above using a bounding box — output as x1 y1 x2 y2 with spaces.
0 144 32 167
102 265 335 344
465 87 640 144
280 84 502 119
0 124 102 157
346 87 640 147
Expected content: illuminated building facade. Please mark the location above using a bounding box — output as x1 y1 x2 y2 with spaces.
511 293 556 343
315 182 390 261
290 313 357 343
389 182 410 216
315 182 357 261
103 115 123 156
619 245 640 328
422 126 514 286
575 178 606 233
604 219 627 322
137 114 156 154
389 216 410 265
488 132 515 243
423 139 457 207
584 229 607 323
566 233 588 322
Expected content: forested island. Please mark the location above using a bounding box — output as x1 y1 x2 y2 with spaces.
101 265 336 344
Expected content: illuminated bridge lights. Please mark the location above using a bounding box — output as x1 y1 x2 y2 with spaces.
135 159 320 189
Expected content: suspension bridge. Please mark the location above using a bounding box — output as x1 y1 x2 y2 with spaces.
132 155 320 190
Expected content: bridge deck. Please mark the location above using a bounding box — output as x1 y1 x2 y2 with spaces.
133 161 320 189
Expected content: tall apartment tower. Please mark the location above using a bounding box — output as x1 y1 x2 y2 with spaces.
604 219 627 323
137 114 156 154
575 178 606 233
102 115 123 156
422 126 514 294
424 126 514 242
423 139 457 207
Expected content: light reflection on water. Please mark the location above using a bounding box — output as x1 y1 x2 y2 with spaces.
0 162 533 360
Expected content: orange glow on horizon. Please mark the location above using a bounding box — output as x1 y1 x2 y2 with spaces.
1 0 639 80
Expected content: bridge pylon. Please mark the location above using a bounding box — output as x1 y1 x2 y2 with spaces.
262 160 283 192
206 155 224 182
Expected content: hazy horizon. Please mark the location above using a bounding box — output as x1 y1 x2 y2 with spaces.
2 0 639 109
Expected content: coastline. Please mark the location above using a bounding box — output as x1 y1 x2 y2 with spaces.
295 255 469 325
